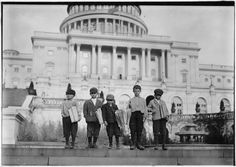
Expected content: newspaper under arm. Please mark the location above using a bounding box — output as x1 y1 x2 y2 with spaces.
68 106 81 123
95 108 103 124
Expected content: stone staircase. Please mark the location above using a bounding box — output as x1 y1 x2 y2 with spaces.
2 142 234 165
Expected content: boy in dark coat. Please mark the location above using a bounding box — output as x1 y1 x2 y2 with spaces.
83 87 103 148
61 86 81 149
148 89 169 150
102 94 121 149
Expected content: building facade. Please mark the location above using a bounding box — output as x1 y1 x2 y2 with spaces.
3 5 234 114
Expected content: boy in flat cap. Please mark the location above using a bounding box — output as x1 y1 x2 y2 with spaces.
102 94 121 149
128 85 147 150
148 89 169 150
83 87 103 148
61 84 81 149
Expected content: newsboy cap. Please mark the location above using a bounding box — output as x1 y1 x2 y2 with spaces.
106 94 114 100
90 87 98 94
154 89 163 96
66 89 76 96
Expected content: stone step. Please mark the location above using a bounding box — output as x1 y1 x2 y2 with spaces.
2 156 234 165
2 146 234 158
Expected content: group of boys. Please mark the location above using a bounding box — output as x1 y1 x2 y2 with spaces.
61 85 169 150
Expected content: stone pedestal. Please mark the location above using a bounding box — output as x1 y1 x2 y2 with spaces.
2 107 26 145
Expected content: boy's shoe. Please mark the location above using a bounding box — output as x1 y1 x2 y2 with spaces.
108 144 112 149
116 144 120 149
70 143 75 149
92 143 98 148
154 146 159 150
130 145 135 150
162 145 167 150
64 144 70 149
137 145 145 150
86 143 92 148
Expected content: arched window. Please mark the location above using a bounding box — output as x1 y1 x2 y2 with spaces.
220 98 231 112
196 97 207 113
172 96 183 114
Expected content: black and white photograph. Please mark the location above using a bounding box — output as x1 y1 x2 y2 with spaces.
2 1 234 165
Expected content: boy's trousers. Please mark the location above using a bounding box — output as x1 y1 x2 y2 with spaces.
153 118 167 145
129 110 144 145
62 116 78 142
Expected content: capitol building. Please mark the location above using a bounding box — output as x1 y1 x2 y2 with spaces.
3 5 234 115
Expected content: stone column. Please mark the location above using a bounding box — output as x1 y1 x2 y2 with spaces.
91 45 97 78
81 20 83 31
166 50 171 79
134 25 136 35
104 18 107 33
113 19 116 34
96 18 99 32
170 53 175 81
127 47 132 80
97 45 102 75
121 20 123 34
128 22 130 35
146 48 151 78
75 44 81 74
195 56 200 82
88 19 91 32
174 54 178 82
161 49 165 81
112 46 117 79
141 48 146 79
69 44 75 73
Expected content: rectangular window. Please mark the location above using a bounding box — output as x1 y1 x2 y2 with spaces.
151 55 155 61
14 67 19 72
117 55 122 59
48 50 54 56
131 55 136 60
181 58 186 63
182 73 187 83
27 68 32 73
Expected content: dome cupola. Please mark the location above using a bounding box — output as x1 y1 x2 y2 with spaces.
60 5 148 37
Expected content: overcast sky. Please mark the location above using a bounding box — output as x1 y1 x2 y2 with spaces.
3 4 234 66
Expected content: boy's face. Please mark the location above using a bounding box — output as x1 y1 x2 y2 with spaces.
66 94 74 100
133 88 141 97
90 93 97 99
107 99 114 105
155 95 161 100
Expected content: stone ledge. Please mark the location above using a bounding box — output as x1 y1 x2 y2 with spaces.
2 147 234 158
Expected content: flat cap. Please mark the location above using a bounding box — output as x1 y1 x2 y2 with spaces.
154 89 163 96
106 94 114 100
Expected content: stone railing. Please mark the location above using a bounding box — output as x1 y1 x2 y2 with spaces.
168 112 234 122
